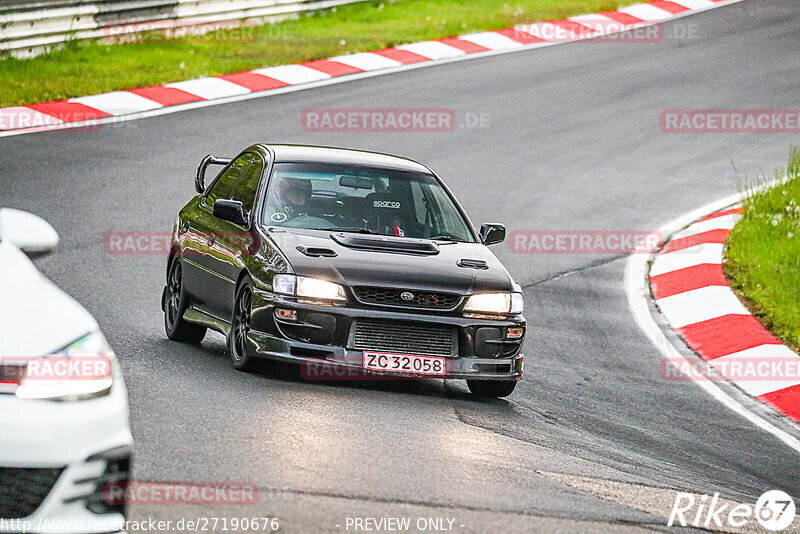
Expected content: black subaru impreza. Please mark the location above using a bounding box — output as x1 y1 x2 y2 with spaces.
162 144 525 397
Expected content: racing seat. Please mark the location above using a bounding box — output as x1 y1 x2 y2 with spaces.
363 192 408 236
339 196 366 227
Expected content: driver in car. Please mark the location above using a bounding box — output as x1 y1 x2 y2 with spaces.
267 177 312 224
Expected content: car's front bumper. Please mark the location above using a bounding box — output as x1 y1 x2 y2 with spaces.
247 289 526 381
0 374 133 534
249 337 524 381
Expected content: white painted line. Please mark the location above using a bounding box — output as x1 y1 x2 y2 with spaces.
330 52 401 71
672 213 741 239
0 107 63 130
656 286 749 329
166 78 252 99
396 41 465 60
618 3 675 21
650 242 724 277
457 32 523 50
70 91 163 115
625 186 800 456
712 345 800 397
671 0 716 9
252 64 331 85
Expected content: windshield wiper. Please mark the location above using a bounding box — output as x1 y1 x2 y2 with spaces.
325 227 375 234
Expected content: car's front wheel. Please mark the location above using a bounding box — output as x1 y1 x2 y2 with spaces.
466 379 517 398
229 278 258 372
164 258 207 343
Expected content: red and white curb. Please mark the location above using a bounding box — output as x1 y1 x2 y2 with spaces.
650 207 800 423
0 0 739 135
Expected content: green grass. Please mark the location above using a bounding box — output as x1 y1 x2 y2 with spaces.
0 0 628 107
725 148 800 352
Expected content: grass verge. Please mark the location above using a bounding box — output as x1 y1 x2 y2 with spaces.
725 148 800 352
0 0 629 107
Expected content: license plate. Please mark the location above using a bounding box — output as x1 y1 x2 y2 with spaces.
363 352 446 376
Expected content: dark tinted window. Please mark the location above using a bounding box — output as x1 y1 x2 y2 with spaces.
262 162 475 242
205 152 263 210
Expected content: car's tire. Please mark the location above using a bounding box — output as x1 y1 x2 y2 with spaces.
466 379 517 398
164 258 207 343
229 277 258 372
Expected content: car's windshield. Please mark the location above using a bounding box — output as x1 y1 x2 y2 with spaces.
262 162 476 242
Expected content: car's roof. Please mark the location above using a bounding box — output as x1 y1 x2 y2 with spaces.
258 144 432 174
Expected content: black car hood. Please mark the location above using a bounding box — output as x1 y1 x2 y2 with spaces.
266 228 514 294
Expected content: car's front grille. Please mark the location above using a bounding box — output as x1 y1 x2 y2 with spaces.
353 286 461 310
0 467 64 519
352 319 454 357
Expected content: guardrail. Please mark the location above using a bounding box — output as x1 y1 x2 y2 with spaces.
0 0 366 57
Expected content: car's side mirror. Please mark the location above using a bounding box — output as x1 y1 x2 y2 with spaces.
213 199 248 226
195 155 232 194
479 223 506 245
0 208 60 256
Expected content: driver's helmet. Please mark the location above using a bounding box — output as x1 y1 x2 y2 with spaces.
273 177 312 215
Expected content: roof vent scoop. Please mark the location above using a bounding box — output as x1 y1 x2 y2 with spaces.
457 258 489 270
330 233 439 255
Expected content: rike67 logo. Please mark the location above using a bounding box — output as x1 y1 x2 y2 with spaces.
669 490 796 531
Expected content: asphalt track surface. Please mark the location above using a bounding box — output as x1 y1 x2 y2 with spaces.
3 1 800 531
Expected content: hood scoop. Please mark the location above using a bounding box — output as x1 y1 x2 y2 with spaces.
297 246 337 258
330 233 439 255
457 258 489 270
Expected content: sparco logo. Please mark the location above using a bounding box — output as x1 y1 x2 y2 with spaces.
373 201 400 209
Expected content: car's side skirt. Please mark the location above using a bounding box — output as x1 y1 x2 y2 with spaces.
183 306 231 337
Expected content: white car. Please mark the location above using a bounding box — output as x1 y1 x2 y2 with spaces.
0 208 133 534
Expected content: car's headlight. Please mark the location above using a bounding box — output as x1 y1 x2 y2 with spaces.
273 274 347 302
14 330 115 401
463 292 524 314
